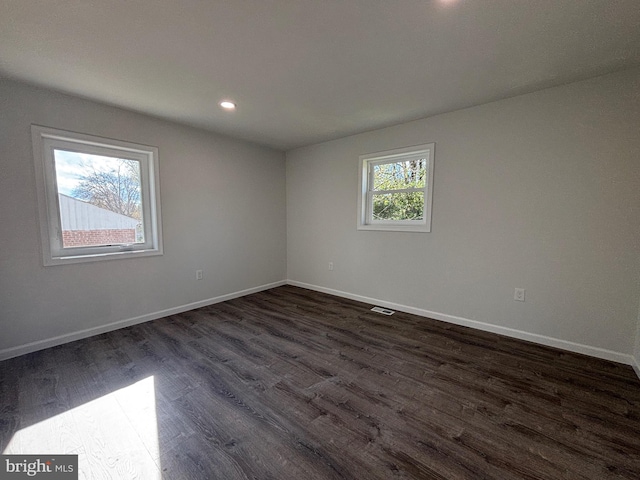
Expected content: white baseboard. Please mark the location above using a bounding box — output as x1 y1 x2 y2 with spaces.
3 278 637 377
0 280 286 361
632 355 640 380
287 280 635 367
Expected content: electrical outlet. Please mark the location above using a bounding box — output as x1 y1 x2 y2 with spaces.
196 270 203 280
514 288 525 302
329 262 334 271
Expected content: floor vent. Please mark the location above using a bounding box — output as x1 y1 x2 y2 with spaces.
371 306 395 315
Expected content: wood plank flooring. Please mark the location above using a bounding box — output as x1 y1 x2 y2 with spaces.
1 285 640 479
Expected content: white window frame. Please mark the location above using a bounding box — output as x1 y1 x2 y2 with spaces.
32 125 163 266
358 143 434 233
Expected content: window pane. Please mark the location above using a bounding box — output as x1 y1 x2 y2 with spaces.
373 159 426 191
372 191 424 221
53 150 144 248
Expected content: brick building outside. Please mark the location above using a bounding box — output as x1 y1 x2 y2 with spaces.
58 194 141 247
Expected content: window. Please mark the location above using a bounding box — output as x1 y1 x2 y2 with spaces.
358 143 434 232
32 125 163 265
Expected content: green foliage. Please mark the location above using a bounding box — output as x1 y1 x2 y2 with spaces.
372 159 425 220
373 192 424 220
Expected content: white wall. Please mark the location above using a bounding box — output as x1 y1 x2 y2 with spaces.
0 79 286 358
287 68 640 363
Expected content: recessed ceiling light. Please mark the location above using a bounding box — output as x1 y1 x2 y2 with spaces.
219 101 236 110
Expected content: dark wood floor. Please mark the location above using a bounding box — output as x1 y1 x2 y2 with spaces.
1 285 640 479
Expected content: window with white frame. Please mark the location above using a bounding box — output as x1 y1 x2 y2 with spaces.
32 125 163 265
358 143 434 232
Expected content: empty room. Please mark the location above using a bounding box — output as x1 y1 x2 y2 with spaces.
1 1 640 479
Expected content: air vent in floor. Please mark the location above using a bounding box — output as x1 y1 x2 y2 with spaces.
371 306 395 315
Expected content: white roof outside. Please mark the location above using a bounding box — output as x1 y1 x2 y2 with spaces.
58 194 139 230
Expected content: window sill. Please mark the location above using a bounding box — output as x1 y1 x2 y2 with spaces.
45 248 163 266
357 224 430 233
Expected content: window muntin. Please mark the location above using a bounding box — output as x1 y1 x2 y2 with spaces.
358 143 434 232
32 125 163 265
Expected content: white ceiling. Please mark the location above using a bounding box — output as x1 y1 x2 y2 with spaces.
1 1 639 150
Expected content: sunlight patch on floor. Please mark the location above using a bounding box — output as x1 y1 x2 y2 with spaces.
4 376 161 479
